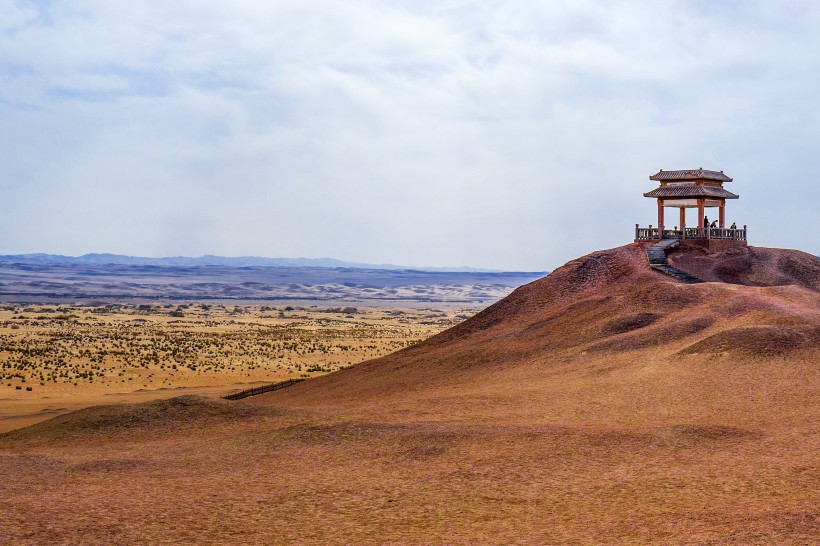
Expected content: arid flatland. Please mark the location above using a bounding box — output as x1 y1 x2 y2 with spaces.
0 303 475 432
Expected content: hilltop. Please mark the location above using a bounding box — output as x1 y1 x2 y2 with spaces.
1 242 818 544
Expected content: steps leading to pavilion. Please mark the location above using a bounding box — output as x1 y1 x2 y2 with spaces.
645 239 703 284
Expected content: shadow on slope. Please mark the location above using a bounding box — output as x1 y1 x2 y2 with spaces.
0 395 273 446
679 325 810 357
668 246 820 289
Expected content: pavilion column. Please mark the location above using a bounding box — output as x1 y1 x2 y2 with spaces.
657 199 665 240
697 198 705 234
719 202 725 228
679 207 686 237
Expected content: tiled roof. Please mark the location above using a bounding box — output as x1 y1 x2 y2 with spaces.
649 169 732 182
643 185 739 199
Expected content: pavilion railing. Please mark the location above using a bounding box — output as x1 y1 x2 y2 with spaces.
635 226 658 240
635 224 747 241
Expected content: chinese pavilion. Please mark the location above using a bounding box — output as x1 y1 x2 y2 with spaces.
635 168 747 246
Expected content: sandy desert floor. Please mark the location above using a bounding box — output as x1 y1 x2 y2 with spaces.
0 303 476 432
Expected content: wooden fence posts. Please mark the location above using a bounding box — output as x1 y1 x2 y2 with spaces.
223 378 305 401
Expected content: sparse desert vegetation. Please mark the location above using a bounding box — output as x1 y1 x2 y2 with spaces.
0 302 476 431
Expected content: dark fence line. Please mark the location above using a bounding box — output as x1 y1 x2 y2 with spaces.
222 378 305 401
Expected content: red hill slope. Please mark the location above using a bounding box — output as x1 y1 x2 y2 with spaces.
2 243 818 544
258 243 820 426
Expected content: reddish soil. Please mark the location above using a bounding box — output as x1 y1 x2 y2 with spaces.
1 243 818 544
669 243 820 289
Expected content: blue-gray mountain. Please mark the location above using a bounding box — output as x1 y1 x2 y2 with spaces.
0 253 509 272
0 255 547 303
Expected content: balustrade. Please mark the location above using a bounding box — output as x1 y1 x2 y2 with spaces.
635 224 746 241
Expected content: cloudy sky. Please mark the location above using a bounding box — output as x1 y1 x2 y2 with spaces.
1 1 818 270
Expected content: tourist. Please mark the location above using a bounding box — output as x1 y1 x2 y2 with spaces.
730 222 737 229
703 215 709 228
710 220 718 228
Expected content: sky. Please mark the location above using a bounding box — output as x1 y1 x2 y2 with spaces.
1 1 819 271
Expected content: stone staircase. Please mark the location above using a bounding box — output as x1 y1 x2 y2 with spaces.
646 239 703 284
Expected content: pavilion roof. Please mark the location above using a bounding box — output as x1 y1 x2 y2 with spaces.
649 169 732 182
643 185 739 199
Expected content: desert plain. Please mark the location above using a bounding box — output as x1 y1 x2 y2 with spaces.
0 302 474 432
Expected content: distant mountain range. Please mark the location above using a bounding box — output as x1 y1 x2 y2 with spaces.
0 254 547 303
0 253 536 273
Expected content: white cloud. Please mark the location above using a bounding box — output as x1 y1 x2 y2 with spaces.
1 0 819 269
0 0 37 31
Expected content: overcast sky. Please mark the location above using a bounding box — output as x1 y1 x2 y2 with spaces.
1 1 819 270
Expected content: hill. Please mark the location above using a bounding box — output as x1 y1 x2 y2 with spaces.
1 242 817 544
260 243 820 414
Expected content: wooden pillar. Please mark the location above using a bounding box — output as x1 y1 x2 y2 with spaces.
697 198 705 234
679 207 686 238
719 202 725 228
657 199 665 240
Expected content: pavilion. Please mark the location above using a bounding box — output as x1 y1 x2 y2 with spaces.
635 168 747 245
